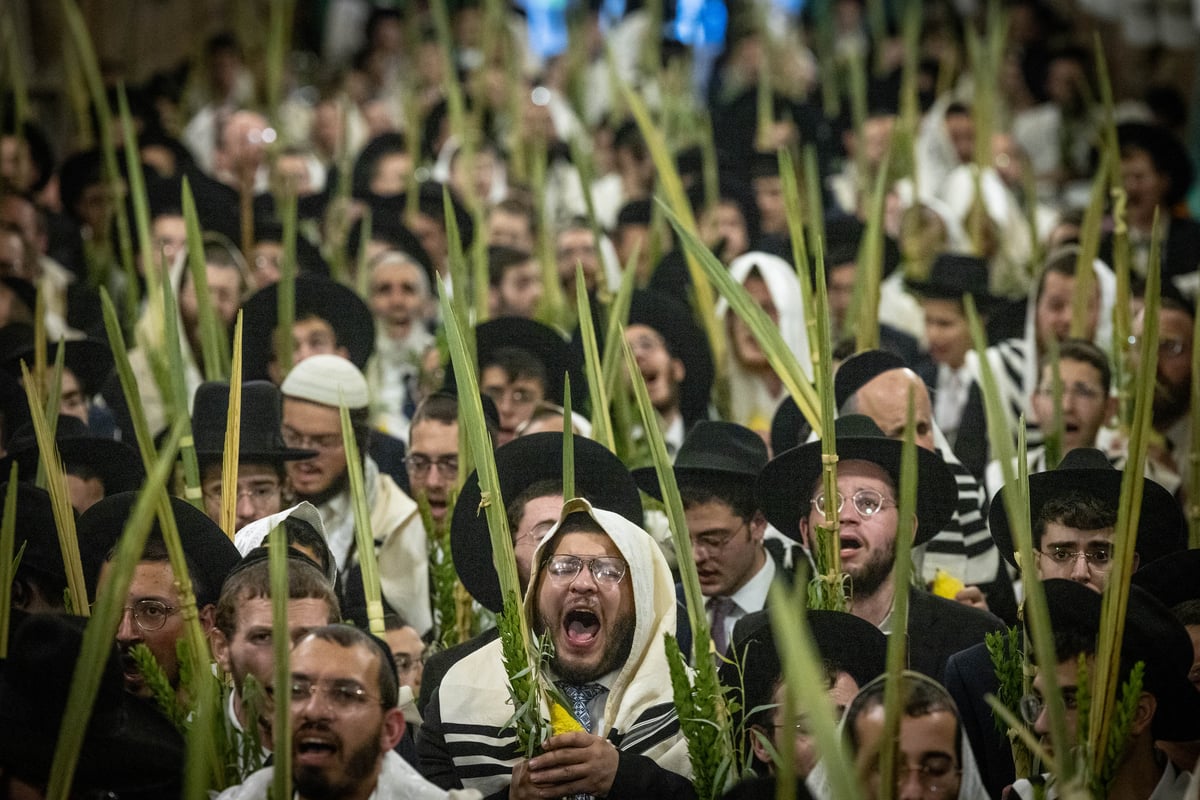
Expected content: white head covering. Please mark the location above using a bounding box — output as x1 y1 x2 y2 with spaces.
718 250 814 379
233 501 337 582
280 354 370 409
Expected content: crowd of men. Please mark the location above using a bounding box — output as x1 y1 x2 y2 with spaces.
2 1 1200 799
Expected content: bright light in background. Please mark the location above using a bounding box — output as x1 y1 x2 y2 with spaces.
521 0 569 60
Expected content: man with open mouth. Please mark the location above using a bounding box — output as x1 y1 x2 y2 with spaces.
758 414 1005 683
217 624 478 800
422 498 694 799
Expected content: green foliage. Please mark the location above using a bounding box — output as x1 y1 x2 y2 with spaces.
498 594 553 758
422 490 471 650
1099 662 1144 795
664 633 732 800
987 627 1025 736
130 643 188 731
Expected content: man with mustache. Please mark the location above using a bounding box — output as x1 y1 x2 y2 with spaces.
421 498 693 798
217 624 478 800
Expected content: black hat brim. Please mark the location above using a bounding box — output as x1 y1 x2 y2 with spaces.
989 468 1186 570
1 436 146 495
239 276 376 381
758 435 958 546
451 432 642 612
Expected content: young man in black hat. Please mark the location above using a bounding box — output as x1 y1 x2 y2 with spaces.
758 414 1004 681
193 380 315 532
634 421 772 661
1 414 143 512
721 609 888 784
78 492 241 699
1013 580 1200 800
471 316 583 447
945 447 1187 797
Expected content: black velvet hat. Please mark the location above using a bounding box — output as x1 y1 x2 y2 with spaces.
191 380 315 462
634 420 767 500
989 447 1185 570
758 414 957 545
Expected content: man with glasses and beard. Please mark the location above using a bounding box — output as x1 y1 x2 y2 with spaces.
758 415 1004 682
421 498 694 798
216 624 478 800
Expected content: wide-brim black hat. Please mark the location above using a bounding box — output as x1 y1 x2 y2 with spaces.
758 414 957 545
1 481 71 583
459 316 585 409
191 380 315 462
989 448 1186 570
0 323 114 397
834 349 907 409
451 432 643 613
906 252 998 307
77 491 241 607
239 274 376 381
1131 549 1200 610
0 613 184 793
1117 122 1194 206
634 420 766 500
719 608 887 734
769 396 813 455
0 415 145 495
1039 579 1200 742
627 289 715 429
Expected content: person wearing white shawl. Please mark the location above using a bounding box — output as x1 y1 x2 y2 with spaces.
717 251 813 444
418 497 694 799
807 671 988 800
984 246 1115 451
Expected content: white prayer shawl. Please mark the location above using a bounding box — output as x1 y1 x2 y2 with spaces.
434 504 692 797
717 251 814 438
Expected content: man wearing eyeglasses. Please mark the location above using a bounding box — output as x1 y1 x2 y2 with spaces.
1010 580 1200 800
945 447 1187 798
633 421 772 663
405 392 462 528
984 339 1116 500
280 354 431 635
758 414 1005 682
423 498 693 798
217 624 479 800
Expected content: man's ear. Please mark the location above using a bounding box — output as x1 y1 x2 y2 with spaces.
797 516 814 549
749 511 767 543
210 627 231 675
198 603 217 633
1130 691 1156 736
749 724 774 766
381 707 406 752
670 357 686 384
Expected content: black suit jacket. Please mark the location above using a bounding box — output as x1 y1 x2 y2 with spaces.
906 586 1005 683
943 640 1013 800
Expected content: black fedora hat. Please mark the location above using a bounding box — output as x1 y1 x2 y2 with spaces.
77 491 241 607
758 414 957 545
0 323 114 397
0 415 144 495
191 380 315 462
906 252 997 307
239 274 376 381
720 608 888 734
834 349 907 409
1038 579 1200 742
2 482 73 586
0 613 184 794
989 448 1186 570
627 289 715 429
633 420 767 501
451 432 642 613
460 316 585 409
1131 549 1200 610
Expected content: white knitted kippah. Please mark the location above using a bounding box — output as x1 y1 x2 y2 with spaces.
280 354 369 409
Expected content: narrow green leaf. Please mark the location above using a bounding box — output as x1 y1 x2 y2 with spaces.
161 271 204 510
276 188 298 377
182 177 232 379
269 521 293 800
0 464 20 657
220 313 245 539
45 419 187 800
576 265 615 451
341 396 384 637
562 375 575 500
